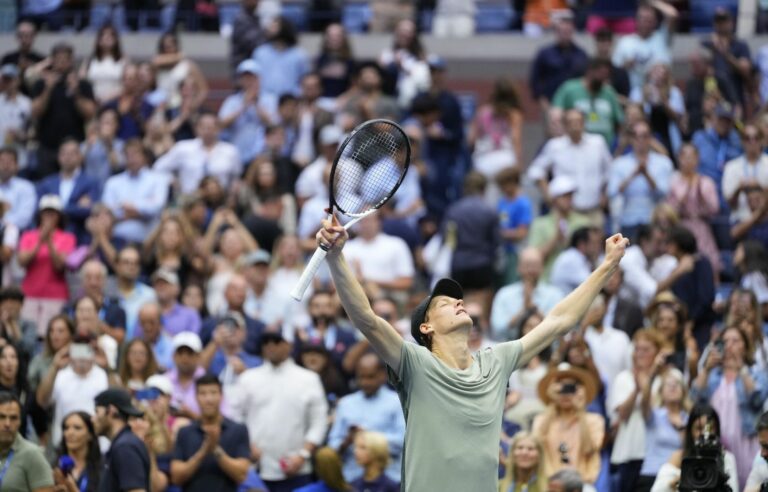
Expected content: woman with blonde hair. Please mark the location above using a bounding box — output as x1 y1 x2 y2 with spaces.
351 431 399 491
645 291 699 379
532 364 604 485
295 447 352 492
499 431 545 492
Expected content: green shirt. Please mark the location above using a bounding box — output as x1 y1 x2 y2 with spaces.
1 433 54 491
528 212 593 280
552 78 624 145
388 340 523 492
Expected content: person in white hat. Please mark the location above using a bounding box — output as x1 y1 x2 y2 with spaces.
166 332 206 419
528 175 597 280
18 194 77 336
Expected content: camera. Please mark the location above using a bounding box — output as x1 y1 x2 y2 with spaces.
680 420 731 492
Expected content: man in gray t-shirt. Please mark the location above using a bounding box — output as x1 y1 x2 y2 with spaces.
315 215 628 491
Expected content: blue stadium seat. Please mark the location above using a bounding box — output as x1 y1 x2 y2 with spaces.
282 2 308 31
420 9 434 32
475 2 514 32
689 0 738 33
342 2 371 33
218 3 241 31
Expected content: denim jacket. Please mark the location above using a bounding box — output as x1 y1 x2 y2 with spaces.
690 366 768 436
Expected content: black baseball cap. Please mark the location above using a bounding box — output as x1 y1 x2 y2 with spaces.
94 388 144 417
410 278 463 346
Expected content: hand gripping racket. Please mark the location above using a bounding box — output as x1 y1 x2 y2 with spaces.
290 119 411 301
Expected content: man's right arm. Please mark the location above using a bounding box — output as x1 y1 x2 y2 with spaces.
170 432 208 485
320 217 403 370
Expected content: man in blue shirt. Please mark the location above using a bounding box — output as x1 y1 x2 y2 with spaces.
171 374 252 492
328 353 405 482
0 146 35 230
93 388 150 492
692 104 743 205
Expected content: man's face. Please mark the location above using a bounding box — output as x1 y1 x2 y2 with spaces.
0 401 20 447
51 50 73 74
309 293 335 322
0 152 18 182
421 296 471 341
714 17 733 37
116 249 141 282
0 299 21 320
153 280 178 304
82 265 105 297
301 75 322 102
124 145 145 174
195 115 219 142
636 6 658 37
554 19 574 43
262 339 291 365
356 359 386 397
758 429 768 462
173 347 199 376
595 38 612 58
92 405 112 437
16 22 35 50
224 279 247 310
564 111 584 140
633 124 652 154
715 116 733 137
58 141 82 174
139 310 162 341
196 384 222 419
359 67 381 92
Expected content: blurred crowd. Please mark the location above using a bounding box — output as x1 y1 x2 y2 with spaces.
2 0 768 492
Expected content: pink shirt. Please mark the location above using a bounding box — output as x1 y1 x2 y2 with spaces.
19 229 76 299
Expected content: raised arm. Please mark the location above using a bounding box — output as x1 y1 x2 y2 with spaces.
519 234 629 365
319 216 403 369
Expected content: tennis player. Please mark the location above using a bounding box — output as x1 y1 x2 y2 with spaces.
316 215 628 491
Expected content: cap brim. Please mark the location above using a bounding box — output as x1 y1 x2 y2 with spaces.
123 406 144 417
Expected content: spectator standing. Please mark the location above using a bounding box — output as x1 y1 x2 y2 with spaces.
378 19 430 110
495 167 532 284
314 23 355 100
612 0 678 91
153 31 209 110
92 388 150 492
230 0 265 73
112 246 157 339
630 62 685 157
340 63 399 123
327 353 405 482
0 21 44 89
170 374 250 491
0 65 31 169
594 27 631 99
667 144 721 276
529 13 588 114
18 195 76 335
685 50 738 135
552 58 624 146
581 294 632 389
155 112 242 195
528 109 612 222
79 24 127 104
218 60 270 167
0 392 54 492
252 17 308 107
701 9 752 111
528 176 594 279
0 146 36 230
550 227 602 297
692 103 742 205
30 43 97 179
81 108 125 194
102 63 154 141
608 121 674 238
36 139 100 245
232 331 328 492
722 124 768 223
601 269 644 338
102 139 170 246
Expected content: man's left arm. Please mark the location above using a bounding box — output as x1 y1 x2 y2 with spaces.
213 425 251 485
517 234 629 366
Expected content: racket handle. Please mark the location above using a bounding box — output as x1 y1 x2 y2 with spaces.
290 247 328 301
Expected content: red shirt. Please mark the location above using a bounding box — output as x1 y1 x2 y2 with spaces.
19 229 76 299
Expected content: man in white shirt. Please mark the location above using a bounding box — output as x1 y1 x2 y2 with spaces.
0 65 31 168
722 124 768 223
612 0 678 92
528 109 612 219
232 331 328 492
550 226 602 295
490 247 564 340
154 112 242 194
342 213 415 297
745 411 768 492
581 294 631 390
35 337 109 446
0 146 35 230
102 139 169 245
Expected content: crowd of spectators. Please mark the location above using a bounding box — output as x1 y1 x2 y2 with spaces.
2 1 768 492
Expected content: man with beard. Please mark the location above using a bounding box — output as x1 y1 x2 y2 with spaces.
294 290 357 375
551 58 624 146
341 63 399 123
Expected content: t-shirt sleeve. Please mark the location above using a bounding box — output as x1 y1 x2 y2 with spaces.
493 340 523 380
387 342 424 396
115 445 149 490
25 448 55 489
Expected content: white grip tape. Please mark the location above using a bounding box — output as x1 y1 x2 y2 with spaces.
290 247 329 301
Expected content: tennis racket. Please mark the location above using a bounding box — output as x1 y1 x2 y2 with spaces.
290 119 411 301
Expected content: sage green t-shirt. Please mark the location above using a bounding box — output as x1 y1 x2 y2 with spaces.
1 433 54 492
388 340 523 492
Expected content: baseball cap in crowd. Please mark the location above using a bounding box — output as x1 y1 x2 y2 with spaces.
427 54 446 71
548 175 578 199
319 125 343 146
38 194 63 212
172 332 202 353
151 268 179 286
145 374 173 396
94 388 144 417
410 278 463 346
243 249 271 267
236 59 261 76
0 64 18 79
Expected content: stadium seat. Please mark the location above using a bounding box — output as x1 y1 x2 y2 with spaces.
475 1 514 32
282 2 308 31
342 1 371 33
689 0 738 33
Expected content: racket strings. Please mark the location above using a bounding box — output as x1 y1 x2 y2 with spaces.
333 123 408 216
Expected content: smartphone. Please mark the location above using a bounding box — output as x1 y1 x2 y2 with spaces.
560 383 578 395
135 388 161 401
714 340 725 354
69 343 94 360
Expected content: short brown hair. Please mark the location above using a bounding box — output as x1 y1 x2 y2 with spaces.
496 167 521 187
